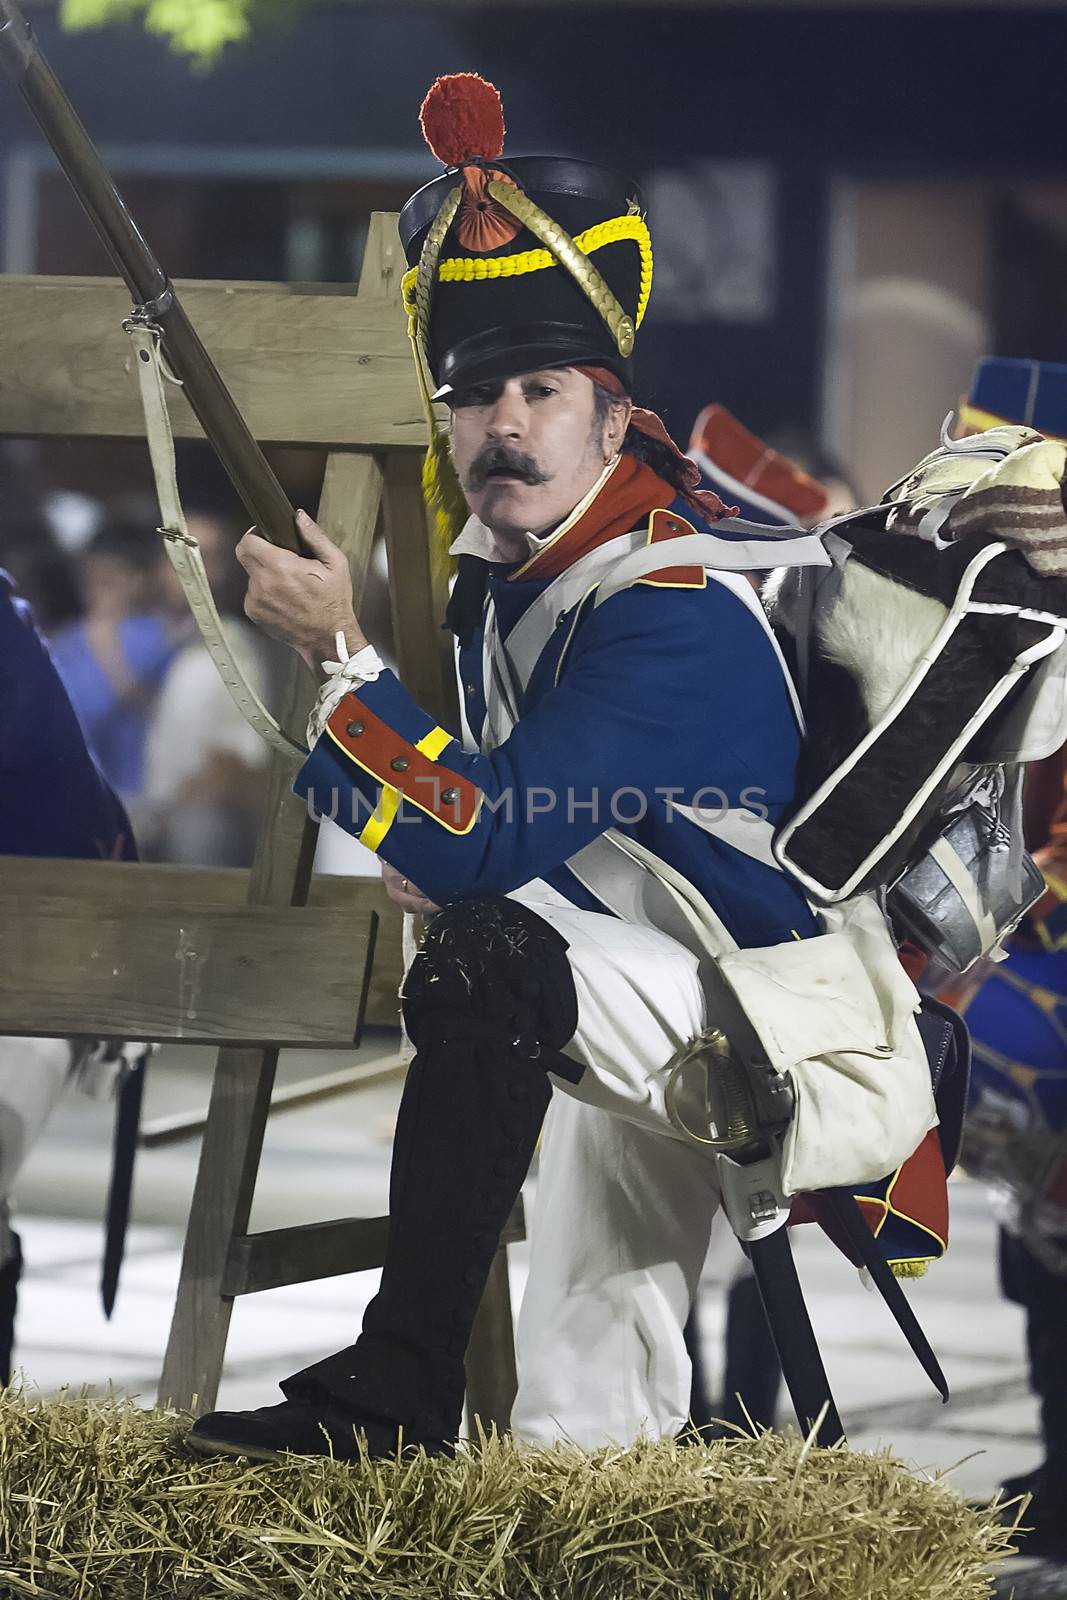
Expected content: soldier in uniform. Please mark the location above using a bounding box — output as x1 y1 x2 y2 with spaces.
952 357 1067 1560
0 562 137 1379
189 75 934 1462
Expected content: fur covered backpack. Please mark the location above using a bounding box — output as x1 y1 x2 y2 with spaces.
769 422 1067 972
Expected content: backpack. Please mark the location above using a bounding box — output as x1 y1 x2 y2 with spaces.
768 421 1067 973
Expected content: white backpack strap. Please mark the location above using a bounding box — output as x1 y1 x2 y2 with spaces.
501 530 644 686
480 599 520 751
482 531 647 746
126 320 305 760
672 803 780 872
566 828 740 965
592 529 829 610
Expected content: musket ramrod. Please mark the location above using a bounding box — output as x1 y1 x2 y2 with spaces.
0 0 301 553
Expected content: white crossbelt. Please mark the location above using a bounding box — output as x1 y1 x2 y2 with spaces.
125 320 305 760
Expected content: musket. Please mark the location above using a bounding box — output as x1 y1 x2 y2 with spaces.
0 0 301 553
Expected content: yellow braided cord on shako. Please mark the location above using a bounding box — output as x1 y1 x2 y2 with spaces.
422 426 468 579
400 215 654 330
405 184 469 577
404 304 467 578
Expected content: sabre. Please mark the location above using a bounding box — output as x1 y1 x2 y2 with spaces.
667 1024 847 1447
666 981 949 1446
0 0 301 554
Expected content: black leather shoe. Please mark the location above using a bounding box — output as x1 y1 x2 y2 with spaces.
991 1467 1067 1562
1000 1464 1044 1502
186 1398 407 1464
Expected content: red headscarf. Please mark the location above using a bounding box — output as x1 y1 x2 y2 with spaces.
576 365 738 522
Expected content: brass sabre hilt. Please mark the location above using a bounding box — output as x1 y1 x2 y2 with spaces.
665 1027 794 1161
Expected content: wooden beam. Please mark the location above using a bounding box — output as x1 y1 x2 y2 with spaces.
381 449 458 728
0 857 404 1028
223 1216 390 1295
465 1250 520 1438
0 276 425 448
157 223 397 1414
222 1205 526 1298
0 900 377 1045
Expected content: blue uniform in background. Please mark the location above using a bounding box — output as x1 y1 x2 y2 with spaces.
1 572 134 862
49 612 175 804
0 572 137 1380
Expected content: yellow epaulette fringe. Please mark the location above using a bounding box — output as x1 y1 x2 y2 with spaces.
889 1259 930 1279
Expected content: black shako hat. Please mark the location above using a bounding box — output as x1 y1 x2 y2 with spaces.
398 74 651 397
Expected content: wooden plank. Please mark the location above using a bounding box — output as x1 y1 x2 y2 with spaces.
223 1205 525 1298
223 1216 390 1295
0 855 357 908
158 233 395 1413
0 276 425 448
316 453 384 607
0 902 376 1045
465 1249 519 1438
381 449 458 726
359 213 407 311
0 858 404 1028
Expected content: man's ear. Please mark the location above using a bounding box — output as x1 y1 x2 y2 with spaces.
606 398 632 455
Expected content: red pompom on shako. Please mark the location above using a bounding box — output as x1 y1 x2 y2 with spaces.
419 73 506 168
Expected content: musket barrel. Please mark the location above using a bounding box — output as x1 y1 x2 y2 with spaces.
0 0 300 553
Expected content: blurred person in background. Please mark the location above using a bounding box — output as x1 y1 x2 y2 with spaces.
49 514 177 824
0 556 138 1383
687 406 839 531
764 436 862 528
0 492 82 636
142 507 270 866
947 357 1067 1562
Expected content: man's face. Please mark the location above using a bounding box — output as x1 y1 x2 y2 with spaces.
82 553 156 620
449 367 619 541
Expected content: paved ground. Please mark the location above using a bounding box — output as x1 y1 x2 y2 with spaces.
8 1030 1063 1592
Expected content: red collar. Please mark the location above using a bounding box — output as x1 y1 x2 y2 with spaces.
510 455 677 582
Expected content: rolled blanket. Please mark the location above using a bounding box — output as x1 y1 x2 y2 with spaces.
884 423 1043 535
947 437 1067 576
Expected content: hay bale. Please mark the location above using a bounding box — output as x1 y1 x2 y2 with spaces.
0 1391 1014 1599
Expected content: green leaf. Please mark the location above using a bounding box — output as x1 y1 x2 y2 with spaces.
58 0 259 64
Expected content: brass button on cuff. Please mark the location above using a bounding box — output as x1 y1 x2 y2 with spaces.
441 787 459 805
346 721 365 737
390 755 410 772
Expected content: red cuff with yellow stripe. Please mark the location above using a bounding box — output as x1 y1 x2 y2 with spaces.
325 692 482 844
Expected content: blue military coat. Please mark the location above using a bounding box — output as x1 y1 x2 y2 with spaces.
296 459 817 953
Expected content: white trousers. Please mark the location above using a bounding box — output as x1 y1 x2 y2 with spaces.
0 1037 70 1265
508 889 721 1448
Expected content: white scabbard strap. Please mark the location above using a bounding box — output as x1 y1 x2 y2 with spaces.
126 321 305 760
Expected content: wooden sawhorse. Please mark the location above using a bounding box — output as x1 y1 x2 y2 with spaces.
0 213 519 1430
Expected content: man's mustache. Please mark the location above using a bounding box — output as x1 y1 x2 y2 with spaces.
464 445 550 492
